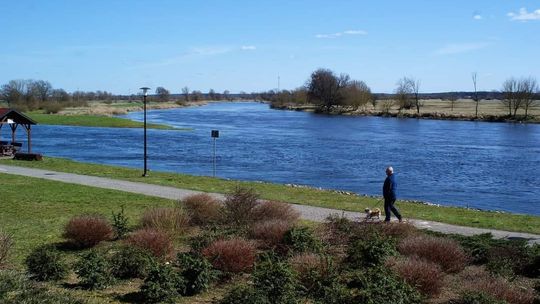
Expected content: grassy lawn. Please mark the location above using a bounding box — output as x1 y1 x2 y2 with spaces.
1 157 539 234
27 113 177 129
0 173 176 266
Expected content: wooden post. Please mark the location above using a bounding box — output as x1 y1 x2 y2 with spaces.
27 124 31 153
10 123 17 143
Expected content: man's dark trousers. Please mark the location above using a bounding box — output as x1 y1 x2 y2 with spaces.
384 198 402 222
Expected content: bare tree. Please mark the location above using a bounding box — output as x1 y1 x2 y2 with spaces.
343 80 372 111
155 87 170 102
191 90 203 101
501 78 520 117
222 90 230 100
380 99 394 114
1 80 26 107
394 77 413 112
29 80 52 102
520 77 538 118
181 86 190 101
306 68 350 113
405 77 422 113
472 72 479 118
448 93 458 111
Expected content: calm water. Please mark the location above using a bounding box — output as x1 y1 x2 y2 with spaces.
11 102 540 215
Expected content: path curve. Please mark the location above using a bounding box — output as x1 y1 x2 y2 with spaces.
1 164 538 244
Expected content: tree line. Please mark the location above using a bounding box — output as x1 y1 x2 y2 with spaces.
265 68 540 118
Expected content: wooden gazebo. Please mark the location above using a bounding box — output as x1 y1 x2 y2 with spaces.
0 108 37 155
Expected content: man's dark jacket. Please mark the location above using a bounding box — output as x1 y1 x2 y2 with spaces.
383 174 397 201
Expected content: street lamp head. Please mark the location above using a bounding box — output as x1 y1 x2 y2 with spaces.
140 87 151 97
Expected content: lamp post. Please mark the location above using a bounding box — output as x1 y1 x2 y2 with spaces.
140 87 150 177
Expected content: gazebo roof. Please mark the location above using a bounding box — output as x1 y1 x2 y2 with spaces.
0 108 37 125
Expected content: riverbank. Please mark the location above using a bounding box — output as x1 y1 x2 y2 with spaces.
271 99 540 124
1 157 539 234
27 112 179 129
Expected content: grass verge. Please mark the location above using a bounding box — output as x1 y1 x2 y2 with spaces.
1 157 539 234
0 172 176 266
27 113 177 130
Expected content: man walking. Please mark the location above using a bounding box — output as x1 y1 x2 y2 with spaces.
383 166 402 222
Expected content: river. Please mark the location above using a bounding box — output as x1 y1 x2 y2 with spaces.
15 102 540 215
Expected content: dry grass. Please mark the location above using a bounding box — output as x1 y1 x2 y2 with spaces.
223 187 259 226
126 228 173 259
202 238 256 273
181 194 223 225
387 256 445 297
63 215 113 248
140 207 190 235
378 222 418 239
398 235 468 273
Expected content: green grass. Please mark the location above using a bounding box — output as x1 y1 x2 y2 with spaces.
27 113 177 129
1 157 539 234
0 173 176 266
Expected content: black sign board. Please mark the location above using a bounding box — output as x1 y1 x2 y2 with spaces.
211 130 219 138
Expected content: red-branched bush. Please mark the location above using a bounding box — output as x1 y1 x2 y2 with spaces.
141 207 189 234
127 228 173 258
223 187 259 226
181 194 223 225
250 220 292 248
459 267 535 304
63 215 113 248
0 231 13 267
398 235 467 273
387 256 444 297
202 238 256 273
251 201 300 223
379 222 418 239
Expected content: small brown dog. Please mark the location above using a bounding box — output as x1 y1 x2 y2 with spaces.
364 208 381 221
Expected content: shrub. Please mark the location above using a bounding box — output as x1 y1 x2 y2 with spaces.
176 252 215 296
110 245 154 279
250 220 292 248
387 256 444 297
486 243 530 279
461 274 535 304
315 282 353 304
25 245 68 281
0 270 29 300
452 233 497 265
253 257 298 304
346 267 423 304
74 250 113 290
219 283 270 304
223 187 259 226
3 286 87 304
398 235 467 273
448 291 506 304
181 194 223 225
111 206 130 239
0 231 13 268
289 253 336 298
283 226 322 253
140 264 183 303
127 228 173 259
202 238 256 273
141 207 189 235
251 200 300 223
347 234 396 268
63 215 113 248
379 221 418 239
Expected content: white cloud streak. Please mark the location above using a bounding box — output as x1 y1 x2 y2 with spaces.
508 8 540 21
473 14 482 20
435 42 489 55
315 29 367 39
241 45 256 50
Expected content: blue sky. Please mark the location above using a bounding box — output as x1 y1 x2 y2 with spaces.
0 0 539 94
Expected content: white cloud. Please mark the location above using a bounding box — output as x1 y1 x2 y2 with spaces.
241 45 256 50
508 8 540 21
435 42 489 55
473 14 482 20
315 29 367 39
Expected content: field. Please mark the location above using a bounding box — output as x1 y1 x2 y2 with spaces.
27 112 178 129
2 157 540 234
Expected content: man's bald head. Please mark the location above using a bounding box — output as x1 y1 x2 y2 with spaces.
386 166 394 176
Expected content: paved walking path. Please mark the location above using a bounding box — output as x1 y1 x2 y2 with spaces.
1 164 539 244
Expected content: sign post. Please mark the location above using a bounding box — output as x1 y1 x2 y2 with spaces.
211 130 219 177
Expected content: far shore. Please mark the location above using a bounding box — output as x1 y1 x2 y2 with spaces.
271 99 540 124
